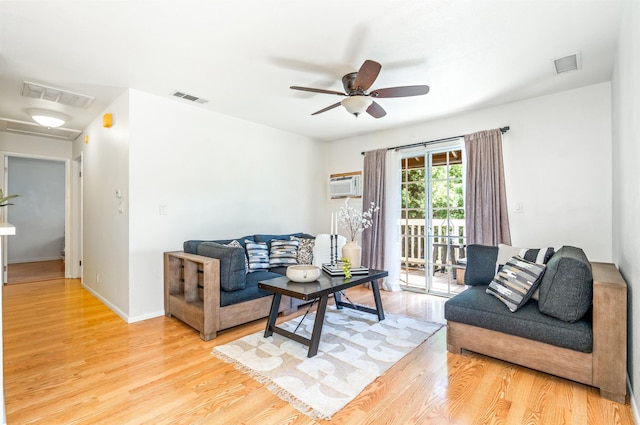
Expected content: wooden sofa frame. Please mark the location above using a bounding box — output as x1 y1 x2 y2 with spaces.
447 262 627 404
164 251 289 341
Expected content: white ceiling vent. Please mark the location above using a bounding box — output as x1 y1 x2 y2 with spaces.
171 90 209 104
553 53 581 75
22 81 95 108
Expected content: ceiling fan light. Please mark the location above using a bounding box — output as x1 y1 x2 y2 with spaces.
28 109 69 128
341 95 372 117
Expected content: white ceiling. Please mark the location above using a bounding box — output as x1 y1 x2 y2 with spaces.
0 0 623 142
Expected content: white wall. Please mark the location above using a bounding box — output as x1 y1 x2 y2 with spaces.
612 0 640 414
126 90 326 319
0 132 73 159
73 89 327 321
325 82 613 262
73 90 131 318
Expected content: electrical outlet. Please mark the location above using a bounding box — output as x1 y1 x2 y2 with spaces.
96 273 100 284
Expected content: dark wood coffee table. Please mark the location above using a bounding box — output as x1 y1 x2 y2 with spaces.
258 269 389 357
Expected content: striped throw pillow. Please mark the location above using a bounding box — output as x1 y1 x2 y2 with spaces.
486 255 546 312
245 240 269 272
269 239 299 267
496 244 554 273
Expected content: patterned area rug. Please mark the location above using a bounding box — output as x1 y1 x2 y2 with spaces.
212 306 443 419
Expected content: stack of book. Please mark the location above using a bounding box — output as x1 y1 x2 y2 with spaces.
322 262 370 276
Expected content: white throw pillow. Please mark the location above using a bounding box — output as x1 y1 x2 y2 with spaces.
312 234 346 267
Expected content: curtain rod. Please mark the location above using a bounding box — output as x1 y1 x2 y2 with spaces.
360 126 510 155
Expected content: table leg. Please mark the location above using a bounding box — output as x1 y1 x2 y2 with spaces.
264 293 282 338
370 279 385 321
308 295 329 357
334 290 343 309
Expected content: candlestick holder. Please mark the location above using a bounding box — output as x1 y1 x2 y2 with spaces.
330 234 335 266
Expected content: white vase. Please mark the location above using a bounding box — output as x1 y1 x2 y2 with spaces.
342 241 362 268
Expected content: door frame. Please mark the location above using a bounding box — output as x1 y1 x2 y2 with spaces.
1 151 75 281
398 139 465 296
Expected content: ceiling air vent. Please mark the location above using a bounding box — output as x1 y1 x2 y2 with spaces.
553 53 581 75
171 90 208 104
22 81 95 108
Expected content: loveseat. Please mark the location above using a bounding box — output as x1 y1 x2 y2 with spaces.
164 232 340 341
444 244 627 403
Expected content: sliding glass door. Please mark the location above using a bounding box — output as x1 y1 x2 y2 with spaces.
399 144 467 296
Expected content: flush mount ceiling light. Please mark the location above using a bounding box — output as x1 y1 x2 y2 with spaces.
340 95 373 117
28 109 70 128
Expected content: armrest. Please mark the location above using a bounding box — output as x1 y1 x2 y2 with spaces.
164 250 221 307
591 262 627 403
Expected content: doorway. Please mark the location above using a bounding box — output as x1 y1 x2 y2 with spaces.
4 156 67 284
399 145 467 296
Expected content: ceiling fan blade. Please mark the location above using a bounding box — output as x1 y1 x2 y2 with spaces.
366 101 386 119
311 102 342 115
370 85 430 98
290 86 346 96
353 60 381 91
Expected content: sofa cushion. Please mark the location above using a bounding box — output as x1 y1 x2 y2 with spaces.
537 246 593 322
269 239 299 267
254 233 309 248
291 235 315 265
184 236 254 254
486 256 546 312
197 242 247 292
464 244 499 286
245 240 270 272
226 240 248 273
445 286 592 352
220 271 281 307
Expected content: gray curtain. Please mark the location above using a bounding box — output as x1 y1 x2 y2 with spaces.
464 129 512 246
362 149 386 271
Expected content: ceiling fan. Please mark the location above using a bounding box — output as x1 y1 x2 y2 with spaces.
290 59 429 118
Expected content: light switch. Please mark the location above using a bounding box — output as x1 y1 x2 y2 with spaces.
159 204 168 215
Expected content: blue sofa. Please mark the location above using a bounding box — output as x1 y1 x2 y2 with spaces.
164 232 314 341
444 244 627 403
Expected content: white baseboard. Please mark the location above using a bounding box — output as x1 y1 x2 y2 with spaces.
80 282 164 324
127 310 164 323
9 256 62 264
81 283 129 323
628 374 639 425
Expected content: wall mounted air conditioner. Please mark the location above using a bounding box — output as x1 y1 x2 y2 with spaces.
329 173 362 199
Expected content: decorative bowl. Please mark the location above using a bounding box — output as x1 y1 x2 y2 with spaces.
286 265 321 283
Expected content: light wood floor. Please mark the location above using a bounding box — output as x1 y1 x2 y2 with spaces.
6 260 65 284
2 279 634 425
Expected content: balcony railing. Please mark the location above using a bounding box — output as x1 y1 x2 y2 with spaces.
400 218 466 268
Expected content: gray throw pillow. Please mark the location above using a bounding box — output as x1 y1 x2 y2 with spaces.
537 246 592 322
464 244 499 286
197 242 247 292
